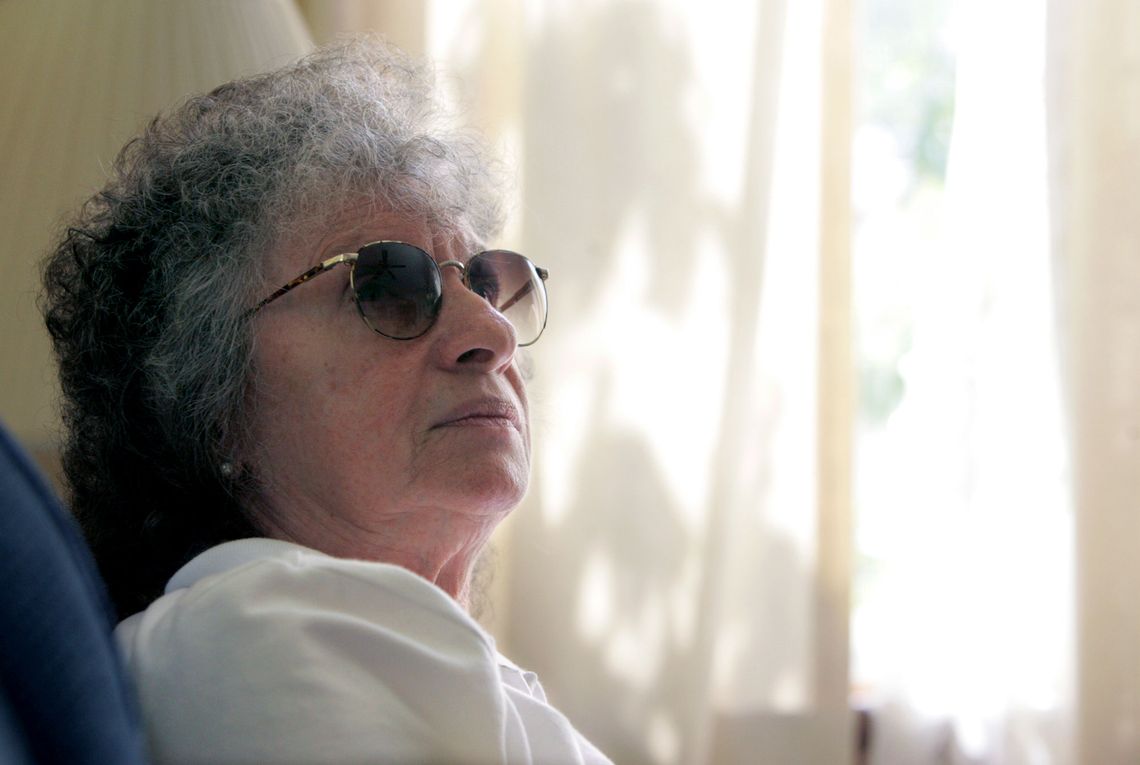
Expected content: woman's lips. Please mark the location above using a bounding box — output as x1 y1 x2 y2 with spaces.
432 398 521 432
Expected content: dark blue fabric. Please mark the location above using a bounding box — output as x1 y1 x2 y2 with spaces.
0 423 148 764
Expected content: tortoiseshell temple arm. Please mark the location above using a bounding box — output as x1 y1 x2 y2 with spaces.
247 253 358 317
498 266 548 313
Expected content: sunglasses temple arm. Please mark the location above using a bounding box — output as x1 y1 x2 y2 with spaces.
498 280 535 313
247 254 356 316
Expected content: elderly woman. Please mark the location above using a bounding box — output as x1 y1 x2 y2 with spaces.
41 40 609 765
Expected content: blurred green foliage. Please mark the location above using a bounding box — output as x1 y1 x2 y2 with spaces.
855 0 955 427
859 0 956 186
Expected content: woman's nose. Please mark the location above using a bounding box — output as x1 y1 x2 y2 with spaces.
431 269 518 371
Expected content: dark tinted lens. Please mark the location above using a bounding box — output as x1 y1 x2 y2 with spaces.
351 242 441 339
466 250 548 346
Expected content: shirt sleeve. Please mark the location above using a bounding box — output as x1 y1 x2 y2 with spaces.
118 553 516 765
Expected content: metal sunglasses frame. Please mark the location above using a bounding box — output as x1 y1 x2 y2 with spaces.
248 240 549 345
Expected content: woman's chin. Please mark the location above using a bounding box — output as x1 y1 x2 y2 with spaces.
434 461 530 519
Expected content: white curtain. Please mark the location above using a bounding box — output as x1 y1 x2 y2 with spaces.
1048 1 1140 763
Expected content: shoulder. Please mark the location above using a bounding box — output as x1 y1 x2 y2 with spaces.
141 539 490 648
117 540 506 764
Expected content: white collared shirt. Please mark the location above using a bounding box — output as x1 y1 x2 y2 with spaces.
116 538 611 765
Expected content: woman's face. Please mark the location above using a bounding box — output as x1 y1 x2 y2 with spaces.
244 204 530 560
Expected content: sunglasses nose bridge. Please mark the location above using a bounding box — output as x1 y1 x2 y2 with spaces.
437 259 478 297
437 259 466 278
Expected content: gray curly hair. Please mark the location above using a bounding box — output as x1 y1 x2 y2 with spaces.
41 38 505 618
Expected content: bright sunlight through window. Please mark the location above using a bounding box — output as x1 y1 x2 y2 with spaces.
852 0 1070 761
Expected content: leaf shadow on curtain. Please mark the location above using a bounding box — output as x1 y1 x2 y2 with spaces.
518 3 703 316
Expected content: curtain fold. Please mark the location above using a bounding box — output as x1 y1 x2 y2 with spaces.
1047 1 1140 763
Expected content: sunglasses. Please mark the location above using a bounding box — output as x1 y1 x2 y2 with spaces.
250 241 549 346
